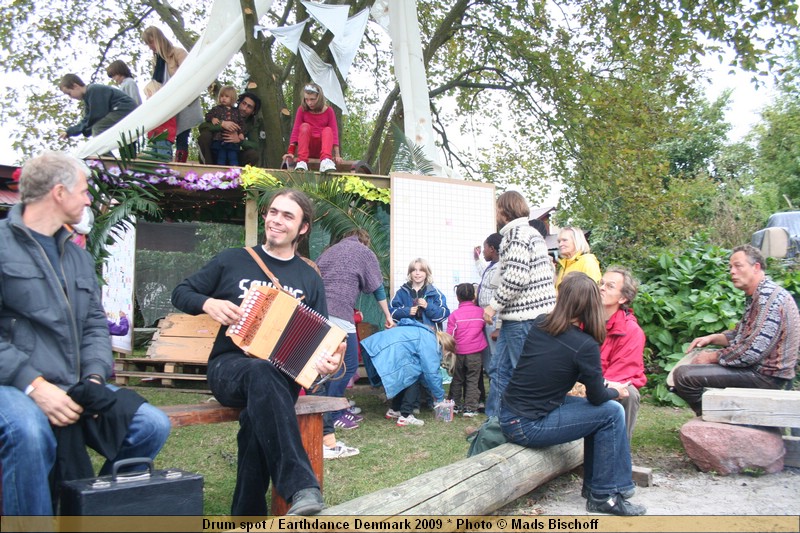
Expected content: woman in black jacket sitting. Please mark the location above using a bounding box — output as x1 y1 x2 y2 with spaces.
500 272 646 516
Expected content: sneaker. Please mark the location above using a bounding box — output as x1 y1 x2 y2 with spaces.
581 486 635 500
343 411 364 423
397 414 424 426
333 414 359 430
586 493 646 516
319 158 337 173
462 410 478 418
294 160 308 171
385 408 401 419
323 440 360 459
347 406 362 415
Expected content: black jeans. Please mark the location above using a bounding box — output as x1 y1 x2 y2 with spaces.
673 364 790 415
208 352 319 516
392 381 420 416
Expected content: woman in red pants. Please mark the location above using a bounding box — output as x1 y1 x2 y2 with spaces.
282 83 342 173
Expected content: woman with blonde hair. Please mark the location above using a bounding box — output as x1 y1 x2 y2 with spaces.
501 272 645 516
555 226 601 290
141 26 203 163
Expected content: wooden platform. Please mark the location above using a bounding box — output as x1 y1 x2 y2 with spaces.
115 313 219 387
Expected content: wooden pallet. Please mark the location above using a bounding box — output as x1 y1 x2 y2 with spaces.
114 357 209 387
114 313 219 387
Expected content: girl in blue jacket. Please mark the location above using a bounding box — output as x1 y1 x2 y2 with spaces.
390 258 450 329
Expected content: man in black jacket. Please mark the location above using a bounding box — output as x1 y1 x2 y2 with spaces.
0 151 170 515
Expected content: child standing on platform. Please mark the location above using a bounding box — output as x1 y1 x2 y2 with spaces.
446 283 488 417
205 85 244 166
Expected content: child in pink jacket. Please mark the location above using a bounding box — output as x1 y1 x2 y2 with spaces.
446 283 489 417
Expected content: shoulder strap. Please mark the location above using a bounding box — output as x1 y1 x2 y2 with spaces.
245 247 288 295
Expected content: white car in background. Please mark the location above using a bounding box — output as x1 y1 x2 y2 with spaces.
752 211 800 259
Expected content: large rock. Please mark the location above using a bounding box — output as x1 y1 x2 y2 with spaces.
679 418 785 475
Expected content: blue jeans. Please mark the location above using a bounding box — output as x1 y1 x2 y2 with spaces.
485 319 533 417
500 396 634 497
321 332 359 434
0 385 170 515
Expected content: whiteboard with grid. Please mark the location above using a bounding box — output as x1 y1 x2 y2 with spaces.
390 173 496 320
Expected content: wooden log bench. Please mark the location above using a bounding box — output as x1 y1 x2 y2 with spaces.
0 395 348 516
324 440 584 515
701 387 800 468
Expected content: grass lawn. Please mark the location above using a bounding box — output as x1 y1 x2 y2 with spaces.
130 381 695 515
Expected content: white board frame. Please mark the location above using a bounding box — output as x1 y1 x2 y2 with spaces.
389 173 496 323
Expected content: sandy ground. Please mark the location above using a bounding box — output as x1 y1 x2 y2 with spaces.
505 461 800 516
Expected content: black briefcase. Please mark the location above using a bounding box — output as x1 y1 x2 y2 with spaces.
59 458 203 515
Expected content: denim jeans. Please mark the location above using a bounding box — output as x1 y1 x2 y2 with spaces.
208 352 318 516
485 319 534 417
0 385 170 515
500 396 634 497
322 332 359 433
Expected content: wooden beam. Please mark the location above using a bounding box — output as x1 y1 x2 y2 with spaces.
702 388 800 428
324 440 583 516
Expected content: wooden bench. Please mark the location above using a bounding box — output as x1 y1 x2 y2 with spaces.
701 387 800 468
162 394 348 515
0 395 348 516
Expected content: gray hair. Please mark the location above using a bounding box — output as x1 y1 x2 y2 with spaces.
604 265 639 309
732 244 766 271
19 151 89 204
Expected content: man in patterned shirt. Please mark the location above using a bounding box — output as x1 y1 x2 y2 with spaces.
673 244 799 415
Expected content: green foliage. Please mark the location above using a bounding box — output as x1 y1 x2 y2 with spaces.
753 43 800 209
635 239 800 406
635 239 743 405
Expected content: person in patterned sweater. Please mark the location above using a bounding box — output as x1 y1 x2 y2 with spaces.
673 244 799 415
482 191 557 417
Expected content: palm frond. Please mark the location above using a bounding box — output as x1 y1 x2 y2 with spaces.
390 123 436 176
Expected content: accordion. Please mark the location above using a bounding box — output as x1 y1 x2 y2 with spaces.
226 285 346 388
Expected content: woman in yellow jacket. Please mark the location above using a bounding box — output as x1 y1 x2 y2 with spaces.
555 227 601 290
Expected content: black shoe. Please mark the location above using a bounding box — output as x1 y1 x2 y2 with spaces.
586 493 646 516
581 486 635 499
287 488 325 516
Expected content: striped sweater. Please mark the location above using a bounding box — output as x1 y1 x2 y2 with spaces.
489 217 556 321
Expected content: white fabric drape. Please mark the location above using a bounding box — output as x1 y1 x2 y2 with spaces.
298 42 348 114
386 0 444 173
300 0 349 37
263 20 308 54
330 9 369 79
